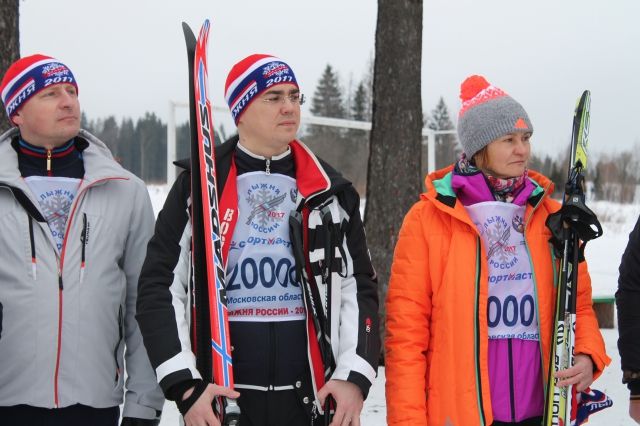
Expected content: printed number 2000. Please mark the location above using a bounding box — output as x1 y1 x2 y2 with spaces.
227 257 297 291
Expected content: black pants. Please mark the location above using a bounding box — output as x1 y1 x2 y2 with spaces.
237 388 324 426
0 404 120 426
492 416 543 426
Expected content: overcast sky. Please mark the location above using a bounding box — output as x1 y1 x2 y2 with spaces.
18 0 640 158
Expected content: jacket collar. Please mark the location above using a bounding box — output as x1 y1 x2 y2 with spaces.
423 166 553 225
175 135 351 207
1 128 130 183
0 128 131 217
450 167 536 207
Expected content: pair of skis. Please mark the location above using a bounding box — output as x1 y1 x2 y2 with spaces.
183 21 238 425
543 91 604 426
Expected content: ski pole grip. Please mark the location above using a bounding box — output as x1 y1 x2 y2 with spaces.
213 396 241 426
222 397 240 425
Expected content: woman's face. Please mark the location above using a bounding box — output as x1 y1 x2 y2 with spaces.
476 132 531 179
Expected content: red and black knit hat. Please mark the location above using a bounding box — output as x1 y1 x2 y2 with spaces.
1 54 78 125
457 75 533 158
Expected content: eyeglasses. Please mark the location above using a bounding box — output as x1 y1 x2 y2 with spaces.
262 93 306 106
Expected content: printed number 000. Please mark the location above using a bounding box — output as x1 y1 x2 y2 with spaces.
487 294 535 328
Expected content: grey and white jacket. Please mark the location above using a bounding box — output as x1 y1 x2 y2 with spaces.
0 128 164 420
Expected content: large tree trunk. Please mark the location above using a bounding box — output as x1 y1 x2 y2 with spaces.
364 0 423 363
0 0 20 133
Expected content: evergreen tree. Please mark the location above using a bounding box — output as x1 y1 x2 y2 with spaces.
176 121 190 161
339 80 372 193
310 64 346 120
304 64 348 182
349 81 369 141
118 118 138 176
426 97 459 170
80 112 95 134
97 116 119 158
136 113 166 182
351 82 369 122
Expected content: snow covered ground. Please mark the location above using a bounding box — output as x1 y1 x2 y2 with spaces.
146 185 639 425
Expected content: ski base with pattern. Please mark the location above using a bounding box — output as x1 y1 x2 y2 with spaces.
183 20 240 425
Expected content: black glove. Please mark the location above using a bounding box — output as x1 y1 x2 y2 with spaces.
120 417 160 426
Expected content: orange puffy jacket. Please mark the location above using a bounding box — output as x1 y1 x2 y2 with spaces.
385 167 611 426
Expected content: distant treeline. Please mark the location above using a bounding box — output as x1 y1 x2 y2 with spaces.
80 113 222 183
81 64 639 203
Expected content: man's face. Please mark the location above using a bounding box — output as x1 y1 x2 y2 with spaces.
237 83 300 157
12 83 81 149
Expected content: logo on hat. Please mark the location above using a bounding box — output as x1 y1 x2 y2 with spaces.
41 63 70 78
263 62 290 79
514 118 528 129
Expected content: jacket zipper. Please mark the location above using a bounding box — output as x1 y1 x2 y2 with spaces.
265 159 271 175
114 306 123 383
47 149 52 176
53 177 127 407
521 182 552 398
474 236 486 425
508 339 516 422
79 214 88 283
54 252 63 408
28 215 37 279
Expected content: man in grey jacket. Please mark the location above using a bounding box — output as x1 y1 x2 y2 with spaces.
0 55 164 425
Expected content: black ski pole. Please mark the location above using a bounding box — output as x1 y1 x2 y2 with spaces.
319 205 334 426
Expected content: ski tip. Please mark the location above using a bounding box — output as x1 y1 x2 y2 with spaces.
581 90 590 103
182 22 196 47
198 19 211 43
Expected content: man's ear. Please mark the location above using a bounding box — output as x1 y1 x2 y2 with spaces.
12 110 22 125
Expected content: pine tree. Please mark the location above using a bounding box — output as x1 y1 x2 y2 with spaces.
137 113 166 182
80 112 94 134
118 118 137 176
351 82 368 122
176 121 190 161
340 80 373 194
426 97 459 170
310 64 346 120
97 116 119 158
304 64 348 183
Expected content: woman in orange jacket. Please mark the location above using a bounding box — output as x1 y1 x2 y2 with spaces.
385 76 611 426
